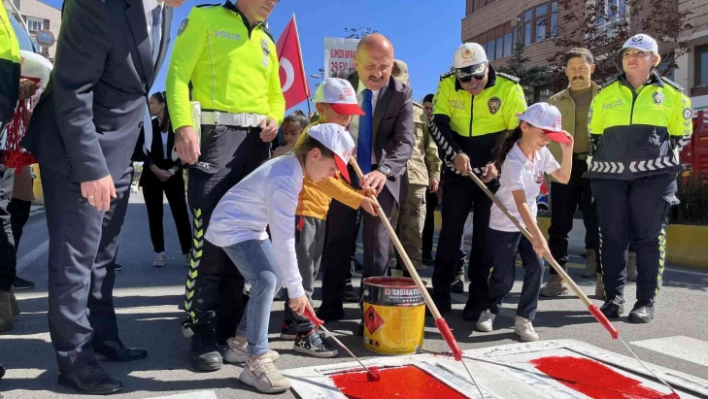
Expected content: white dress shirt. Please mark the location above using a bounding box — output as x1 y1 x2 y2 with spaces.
141 0 163 155
349 79 385 165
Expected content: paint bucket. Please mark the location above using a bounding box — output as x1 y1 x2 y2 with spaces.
361 277 425 355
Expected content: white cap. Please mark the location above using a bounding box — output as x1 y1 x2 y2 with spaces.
453 43 488 75
312 78 365 116
518 103 571 143
621 34 658 54
305 123 356 183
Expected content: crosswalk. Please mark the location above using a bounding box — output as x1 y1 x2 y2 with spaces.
632 336 708 368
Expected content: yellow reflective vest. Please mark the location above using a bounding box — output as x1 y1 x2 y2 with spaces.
166 1 285 130
586 72 693 180
0 2 21 127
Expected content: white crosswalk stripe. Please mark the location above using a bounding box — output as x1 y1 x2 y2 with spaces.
147 391 218 399
631 336 708 367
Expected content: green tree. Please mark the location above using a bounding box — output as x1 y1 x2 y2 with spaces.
496 41 551 103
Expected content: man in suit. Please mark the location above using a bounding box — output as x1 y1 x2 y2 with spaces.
317 34 414 328
21 0 183 394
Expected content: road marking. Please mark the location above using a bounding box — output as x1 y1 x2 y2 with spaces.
16 240 49 274
632 336 708 367
147 391 218 399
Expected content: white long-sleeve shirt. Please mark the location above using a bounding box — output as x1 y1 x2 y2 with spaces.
205 154 305 299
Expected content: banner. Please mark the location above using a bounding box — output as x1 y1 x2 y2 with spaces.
277 16 311 110
324 37 360 78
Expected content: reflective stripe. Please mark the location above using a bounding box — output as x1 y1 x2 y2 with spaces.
201 111 266 127
185 208 204 321
590 156 680 174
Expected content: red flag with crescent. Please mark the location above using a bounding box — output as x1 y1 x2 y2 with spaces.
276 16 310 110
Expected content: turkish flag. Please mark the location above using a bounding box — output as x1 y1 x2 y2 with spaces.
276 17 310 110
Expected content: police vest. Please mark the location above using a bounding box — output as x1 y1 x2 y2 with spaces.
433 67 527 168
586 73 693 180
0 3 21 127
166 1 285 130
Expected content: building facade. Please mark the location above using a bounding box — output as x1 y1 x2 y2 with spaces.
11 0 61 60
674 0 708 116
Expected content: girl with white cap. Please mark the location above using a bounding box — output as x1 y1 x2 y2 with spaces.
476 103 574 342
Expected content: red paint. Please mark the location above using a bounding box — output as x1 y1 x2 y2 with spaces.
531 356 679 399
330 365 468 399
364 277 418 288
435 318 463 361
366 366 380 382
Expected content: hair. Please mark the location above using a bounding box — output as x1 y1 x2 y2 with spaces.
294 134 335 161
423 94 434 104
494 125 523 168
564 47 594 66
150 91 171 133
283 110 309 130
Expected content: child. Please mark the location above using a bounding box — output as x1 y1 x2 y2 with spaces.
280 78 378 358
273 110 308 157
205 123 357 393
476 103 573 342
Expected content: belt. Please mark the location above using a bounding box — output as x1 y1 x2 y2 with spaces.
201 111 266 128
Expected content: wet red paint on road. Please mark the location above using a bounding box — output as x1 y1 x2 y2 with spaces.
531 356 680 399
330 365 468 399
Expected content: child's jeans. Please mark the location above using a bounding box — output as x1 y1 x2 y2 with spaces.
486 228 544 320
222 239 282 357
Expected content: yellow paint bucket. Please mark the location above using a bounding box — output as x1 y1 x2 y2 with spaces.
362 277 425 356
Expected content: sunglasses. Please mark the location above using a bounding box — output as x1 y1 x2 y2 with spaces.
457 73 486 83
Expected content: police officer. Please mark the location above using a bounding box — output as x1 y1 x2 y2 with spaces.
586 34 692 323
429 43 527 319
388 60 441 275
167 0 285 371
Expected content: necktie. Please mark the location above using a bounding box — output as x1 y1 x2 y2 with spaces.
151 5 163 64
358 89 373 175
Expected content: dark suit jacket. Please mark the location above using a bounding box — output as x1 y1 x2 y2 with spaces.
21 0 173 183
335 69 414 202
140 118 179 169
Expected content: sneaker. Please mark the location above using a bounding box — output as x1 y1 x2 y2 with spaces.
293 330 338 358
280 320 297 340
223 337 280 364
539 275 568 297
344 284 359 302
600 297 625 319
239 354 290 394
152 252 166 267
476 310 495 332
628 300 654 324
595 274 606 299
580 250 597 278
13 277 34 291
514 316 539 342
627 252 638 281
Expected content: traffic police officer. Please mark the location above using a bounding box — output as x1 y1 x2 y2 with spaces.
586 34 692 323
166 0 285 371
429 43 527 320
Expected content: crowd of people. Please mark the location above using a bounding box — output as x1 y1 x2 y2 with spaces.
0 0 693 395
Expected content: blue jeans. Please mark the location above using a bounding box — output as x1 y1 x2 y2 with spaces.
222 239 282 357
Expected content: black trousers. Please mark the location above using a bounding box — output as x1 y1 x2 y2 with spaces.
185 125 269 339
141 169 191 254
42 166 132 372
0 164 15 291
433 172 498 313
548 158 600 274
422 190 438 257
592 174 677 303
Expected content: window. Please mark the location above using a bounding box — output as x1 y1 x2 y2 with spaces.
487 40 495 61
596 0 627 27
471 23 514 61
516 2 559 47
697 45 708 87
503 33 512 57
468 0 498 14
25 17 43 32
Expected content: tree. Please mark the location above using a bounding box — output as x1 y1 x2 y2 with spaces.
496 41 551 102
549 0 694 84
344 27 377 40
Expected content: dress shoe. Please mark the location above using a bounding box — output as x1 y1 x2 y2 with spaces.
316 305 345 322
600 297 625 319
628 300 654 324
191 332 223 371
93 339 147 362
58 362 123 395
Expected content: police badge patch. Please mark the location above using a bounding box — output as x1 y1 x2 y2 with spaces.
652 91 665 105
177 18 188 36
488 97 501 114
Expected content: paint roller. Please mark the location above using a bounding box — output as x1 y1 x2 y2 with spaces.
463 169 679 398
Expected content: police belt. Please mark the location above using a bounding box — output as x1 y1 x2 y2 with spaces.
201 111 266 128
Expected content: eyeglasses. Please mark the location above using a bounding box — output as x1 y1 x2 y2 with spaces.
456 64 487 83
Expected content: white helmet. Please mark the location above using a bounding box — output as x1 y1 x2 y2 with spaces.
453 43 488 77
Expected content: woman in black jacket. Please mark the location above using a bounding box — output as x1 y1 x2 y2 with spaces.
141 92 192 267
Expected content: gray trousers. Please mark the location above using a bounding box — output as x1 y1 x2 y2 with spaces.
283 216 325 333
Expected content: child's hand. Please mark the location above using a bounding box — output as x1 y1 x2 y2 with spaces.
559 130 574 152
481 163 498 183
532 235 551 258
361 197 379 216
289 295 312 316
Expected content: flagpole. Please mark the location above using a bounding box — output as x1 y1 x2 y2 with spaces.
292 13 313 117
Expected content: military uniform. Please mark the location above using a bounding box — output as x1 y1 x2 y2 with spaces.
166 1 285 370
389 102 441 272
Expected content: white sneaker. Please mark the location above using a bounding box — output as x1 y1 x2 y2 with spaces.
239 354 290 394
476 310 495 332
152 252 166 267
514 316 539 342
223 337 280 364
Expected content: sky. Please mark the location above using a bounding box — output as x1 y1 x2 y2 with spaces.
42 0 465 114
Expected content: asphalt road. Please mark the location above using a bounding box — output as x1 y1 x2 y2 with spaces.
1 191 707 398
